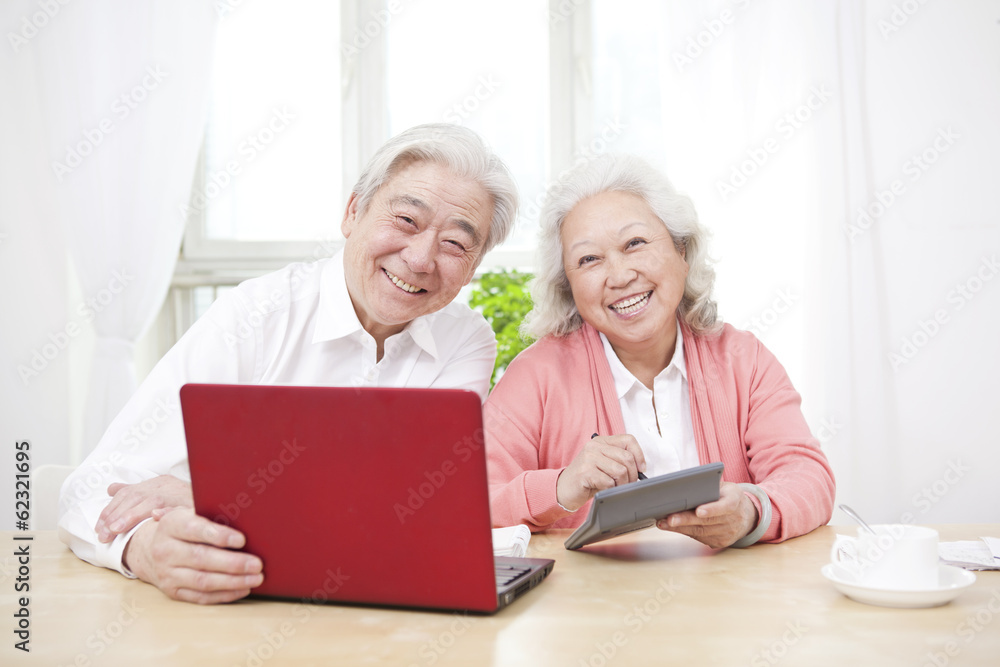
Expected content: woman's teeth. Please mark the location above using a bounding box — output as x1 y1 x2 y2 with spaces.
611 292 651 314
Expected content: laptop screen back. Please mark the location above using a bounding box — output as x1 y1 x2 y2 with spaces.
181 384 500 612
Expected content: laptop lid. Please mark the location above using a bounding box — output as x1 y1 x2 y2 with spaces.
181 383 549 613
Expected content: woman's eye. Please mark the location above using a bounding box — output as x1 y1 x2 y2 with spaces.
578 255 598 267
626 238 647 249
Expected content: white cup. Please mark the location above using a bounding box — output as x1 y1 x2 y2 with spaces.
830 524 940 590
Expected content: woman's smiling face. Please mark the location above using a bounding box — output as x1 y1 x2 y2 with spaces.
561 190 689 356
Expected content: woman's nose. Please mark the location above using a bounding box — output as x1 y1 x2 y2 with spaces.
605 254 637 287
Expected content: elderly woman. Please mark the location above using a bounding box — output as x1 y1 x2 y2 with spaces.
485 155 834 548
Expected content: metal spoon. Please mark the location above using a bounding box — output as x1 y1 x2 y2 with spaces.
838 504 877 536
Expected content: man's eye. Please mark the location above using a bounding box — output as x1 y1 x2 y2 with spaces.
445 239 467 252
398 216 416 226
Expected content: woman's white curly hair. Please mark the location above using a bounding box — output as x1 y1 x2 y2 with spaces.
522 154 720 339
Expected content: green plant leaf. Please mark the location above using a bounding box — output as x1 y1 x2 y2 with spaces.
468 269 535 387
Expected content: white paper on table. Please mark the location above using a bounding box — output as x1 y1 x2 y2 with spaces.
492 525 531 558
938 538 1000 570
981 536 1000 561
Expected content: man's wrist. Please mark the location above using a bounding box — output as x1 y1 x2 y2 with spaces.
120 519 154 580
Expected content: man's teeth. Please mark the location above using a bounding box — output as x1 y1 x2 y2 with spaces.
385 270 422 293
611 292 651 314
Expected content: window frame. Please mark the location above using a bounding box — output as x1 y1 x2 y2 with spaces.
176 0 594 279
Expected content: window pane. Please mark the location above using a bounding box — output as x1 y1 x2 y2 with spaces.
385 0 549 253
203 1 342 242
591 0 666 160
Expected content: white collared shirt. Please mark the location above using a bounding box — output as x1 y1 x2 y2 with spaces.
58 249 496 575
600 321 698 477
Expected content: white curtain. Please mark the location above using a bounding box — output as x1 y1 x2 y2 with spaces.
32 1 218 452
597 0 1000 523
809 0 1000 523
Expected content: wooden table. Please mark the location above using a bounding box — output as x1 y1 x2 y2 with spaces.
2 526 998 666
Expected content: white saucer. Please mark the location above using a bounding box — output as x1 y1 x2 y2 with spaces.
821 563 976 608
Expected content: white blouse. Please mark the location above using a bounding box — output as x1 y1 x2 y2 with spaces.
600 321 699 477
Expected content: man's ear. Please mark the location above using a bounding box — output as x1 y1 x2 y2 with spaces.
341 192 361 238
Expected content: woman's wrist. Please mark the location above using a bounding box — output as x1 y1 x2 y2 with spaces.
730 483 772 548
554 469 581 512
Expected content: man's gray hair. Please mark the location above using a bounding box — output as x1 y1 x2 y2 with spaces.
522 153 720 339
352 123 519 254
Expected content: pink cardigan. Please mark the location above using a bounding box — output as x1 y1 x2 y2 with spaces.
483 321 835 543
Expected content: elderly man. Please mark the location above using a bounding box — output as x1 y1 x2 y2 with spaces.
58 124 518 604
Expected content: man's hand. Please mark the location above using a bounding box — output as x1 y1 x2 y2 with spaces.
123 508 263 604
97 475 194 543
556 435 647 511
655 481 759 548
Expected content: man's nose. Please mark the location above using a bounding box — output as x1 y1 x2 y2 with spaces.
401 231 437 273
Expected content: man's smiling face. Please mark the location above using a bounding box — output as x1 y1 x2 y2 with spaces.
341 159 494 343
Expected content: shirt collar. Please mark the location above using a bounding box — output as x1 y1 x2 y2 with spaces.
311 249 439 359
312 249 363 344
600 319 686 399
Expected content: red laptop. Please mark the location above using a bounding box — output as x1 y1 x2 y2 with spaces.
180 384 553 613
